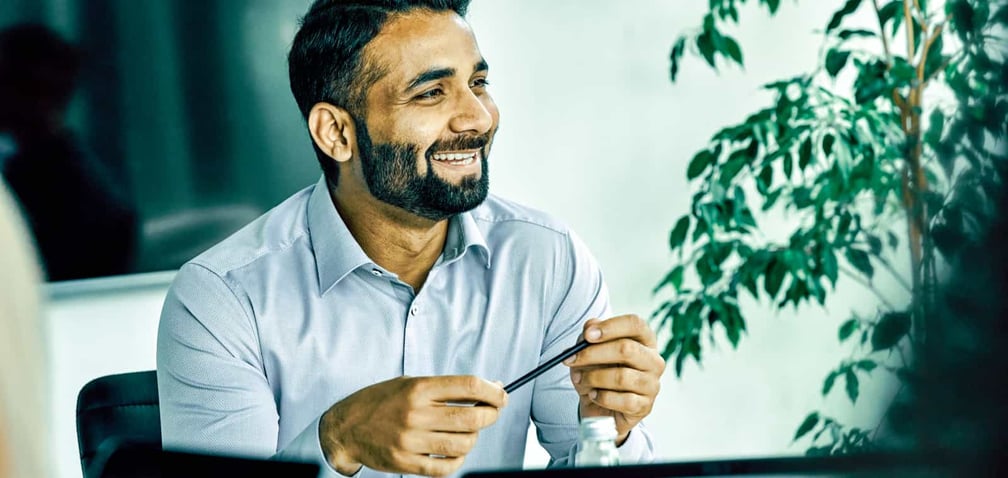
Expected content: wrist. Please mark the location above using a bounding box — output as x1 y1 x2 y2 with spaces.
319 406 362 476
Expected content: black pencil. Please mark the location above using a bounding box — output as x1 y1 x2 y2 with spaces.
503 340 590 393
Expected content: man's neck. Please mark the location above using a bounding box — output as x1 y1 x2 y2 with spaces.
329 182 447 292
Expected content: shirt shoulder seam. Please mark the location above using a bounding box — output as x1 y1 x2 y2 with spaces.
469 213 571 238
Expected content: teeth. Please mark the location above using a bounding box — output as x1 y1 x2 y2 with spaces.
433 152 477 163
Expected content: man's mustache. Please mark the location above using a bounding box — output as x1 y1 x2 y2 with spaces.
426 135 490 157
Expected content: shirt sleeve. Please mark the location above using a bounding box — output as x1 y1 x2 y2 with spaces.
157 262 343 474
530 230 655 467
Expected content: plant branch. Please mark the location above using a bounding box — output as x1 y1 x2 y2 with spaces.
839 265 900 310
904 0 916 61
874 254 913 293
871 382 905 440
871 0 893 65
916 20 946 83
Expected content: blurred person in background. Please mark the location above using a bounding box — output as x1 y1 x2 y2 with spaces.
0 23 137 281
0 180 50 477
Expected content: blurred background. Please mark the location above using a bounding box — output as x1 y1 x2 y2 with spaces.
0 1 925 477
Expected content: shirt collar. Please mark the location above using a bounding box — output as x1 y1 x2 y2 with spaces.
307 176 493 294
307 176 371 295
444 208 492 269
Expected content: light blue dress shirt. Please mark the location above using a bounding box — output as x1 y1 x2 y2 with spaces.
157 177 654 477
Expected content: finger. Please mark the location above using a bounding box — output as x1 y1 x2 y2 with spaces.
565 338 665 372
414 375 508 408
572 366 660 397
407 404 501 432
585 389 653 417
391 450 464 478
399 430 479 457
582 314 657 348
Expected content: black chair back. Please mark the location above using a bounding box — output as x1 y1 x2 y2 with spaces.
76 370 161 478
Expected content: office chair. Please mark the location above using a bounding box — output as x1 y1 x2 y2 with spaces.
76 370 161 478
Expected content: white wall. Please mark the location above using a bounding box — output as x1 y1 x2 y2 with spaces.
45 1 908 477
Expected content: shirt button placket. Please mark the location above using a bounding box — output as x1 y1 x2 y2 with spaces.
403 300 421 377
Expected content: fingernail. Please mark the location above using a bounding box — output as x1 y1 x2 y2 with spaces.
571 371 581 384
564 354 577 365
589 390 598 400
586 327 602 341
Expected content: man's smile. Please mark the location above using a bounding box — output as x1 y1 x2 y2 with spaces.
430 149 481 170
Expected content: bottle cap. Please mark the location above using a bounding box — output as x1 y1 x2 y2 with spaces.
579 416 617 441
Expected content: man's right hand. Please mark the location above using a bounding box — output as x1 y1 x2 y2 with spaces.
318 375 508 477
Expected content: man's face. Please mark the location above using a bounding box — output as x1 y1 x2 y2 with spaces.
352 10 500 221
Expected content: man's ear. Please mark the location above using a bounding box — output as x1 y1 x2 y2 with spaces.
308 102 356 163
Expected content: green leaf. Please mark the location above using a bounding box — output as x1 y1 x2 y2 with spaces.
783 152 794 179
758 165 774 191
887 231 899 249
845 248 874 277
823 249 839 286
687 150 715 180
923 34 945 80
924 108 946 146
807 445 834 456
669 216 691 250
878 0 903 37
763 189 783 211
855 360 877 372
697 254 722 286
838 28 876 39
697 30 717 68
823 370 839 395
794 412 820 441
949 0 975 40
827 0 864 32
889 57 916 84
722 35 744 66
845 369 860 403
871 312 911 351
822 133 835 156
765 257 787 299
766 0 782 15
825 49 851 77
798 137 813 170
838 318 858 341
868 235 883 255
654 266 685 293
720 152 748 187
669 37 687 82
692 217 708 242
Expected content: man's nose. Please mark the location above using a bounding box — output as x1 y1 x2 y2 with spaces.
449 90 493 136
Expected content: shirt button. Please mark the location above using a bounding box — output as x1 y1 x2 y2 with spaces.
371 268 382 277
410 305 419 316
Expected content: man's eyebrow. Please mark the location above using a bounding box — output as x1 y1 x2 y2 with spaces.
404 59 489 92
405 67 456 92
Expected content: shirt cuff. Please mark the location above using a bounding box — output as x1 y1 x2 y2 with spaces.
276 415 362 477
617 422 655 464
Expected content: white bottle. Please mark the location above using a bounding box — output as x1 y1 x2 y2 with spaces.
575 416 621 467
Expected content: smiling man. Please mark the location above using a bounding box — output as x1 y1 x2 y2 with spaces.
157 1 664 477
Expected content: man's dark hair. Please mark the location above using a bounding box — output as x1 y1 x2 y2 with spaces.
0 23 81 120
288 0 471 187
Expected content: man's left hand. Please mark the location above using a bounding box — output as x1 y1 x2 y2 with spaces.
565 314 666 445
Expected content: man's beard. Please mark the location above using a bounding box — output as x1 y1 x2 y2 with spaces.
356 121 491 222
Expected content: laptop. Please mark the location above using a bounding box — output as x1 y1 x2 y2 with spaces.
91 441 321 478
461 452 967 477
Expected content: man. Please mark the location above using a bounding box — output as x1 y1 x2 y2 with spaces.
157 1 665 477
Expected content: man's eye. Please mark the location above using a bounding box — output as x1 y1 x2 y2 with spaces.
416 88 444 100
472 78 490 88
